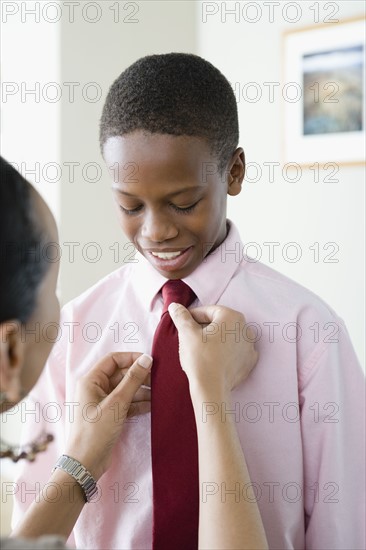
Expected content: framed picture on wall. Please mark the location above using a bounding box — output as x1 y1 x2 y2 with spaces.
282 17 365 166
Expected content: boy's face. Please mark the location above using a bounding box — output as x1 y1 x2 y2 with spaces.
103 131 244 280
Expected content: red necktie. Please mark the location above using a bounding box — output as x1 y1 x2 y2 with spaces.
151 280 199 550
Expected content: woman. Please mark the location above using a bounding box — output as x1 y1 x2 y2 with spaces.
0 157 267 549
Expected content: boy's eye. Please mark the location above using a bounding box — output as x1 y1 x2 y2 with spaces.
119 205 143 215
171 200 200 214
119 200 201 216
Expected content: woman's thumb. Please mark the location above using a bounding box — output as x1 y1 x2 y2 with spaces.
114 353 152 400
168 302 198 332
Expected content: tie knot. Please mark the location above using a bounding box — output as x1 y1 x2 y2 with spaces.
161 280 196 313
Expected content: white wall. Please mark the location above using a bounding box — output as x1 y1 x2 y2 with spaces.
0 2 61 222
197 0 365 365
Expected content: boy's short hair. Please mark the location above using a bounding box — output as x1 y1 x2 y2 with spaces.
99 53 239 173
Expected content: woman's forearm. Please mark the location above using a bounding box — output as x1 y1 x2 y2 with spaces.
11 469 85 540
10 353 152 541
191 387 268 550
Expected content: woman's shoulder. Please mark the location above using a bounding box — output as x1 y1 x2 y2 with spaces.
0 536 67 550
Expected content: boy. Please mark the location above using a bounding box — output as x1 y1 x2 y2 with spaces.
13 54 365 549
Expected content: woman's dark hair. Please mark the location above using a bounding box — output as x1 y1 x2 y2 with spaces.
0 157 50 324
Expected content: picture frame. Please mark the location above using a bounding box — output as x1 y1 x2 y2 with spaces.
282 17 365 167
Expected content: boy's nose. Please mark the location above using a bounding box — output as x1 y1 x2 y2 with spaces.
141 213 178 243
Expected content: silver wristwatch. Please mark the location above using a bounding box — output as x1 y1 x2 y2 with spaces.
53 455 98 502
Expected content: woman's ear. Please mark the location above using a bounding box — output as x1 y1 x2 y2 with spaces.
0 321 25 406
227 147 245 196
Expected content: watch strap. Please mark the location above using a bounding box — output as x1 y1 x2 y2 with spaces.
53 454 98 502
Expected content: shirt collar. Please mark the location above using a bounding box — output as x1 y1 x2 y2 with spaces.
133 220 243 310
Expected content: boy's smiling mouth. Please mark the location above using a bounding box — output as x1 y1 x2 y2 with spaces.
151 251 184 260
144 246 193 273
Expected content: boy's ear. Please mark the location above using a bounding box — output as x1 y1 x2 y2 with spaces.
227 147 245 196
0 321 25 405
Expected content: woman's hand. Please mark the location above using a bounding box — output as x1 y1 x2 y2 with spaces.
169 304 267 549
65 352 152 480
168 304 258 400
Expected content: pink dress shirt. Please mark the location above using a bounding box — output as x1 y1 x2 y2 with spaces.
12 221 365 549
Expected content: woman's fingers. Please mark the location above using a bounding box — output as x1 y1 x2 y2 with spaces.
126 401 151 417
130 387 151 401
111 354 153 404
89 351 143 378
117 369 151 389
84 352 150 395
168 302 201 331
189 305 245 325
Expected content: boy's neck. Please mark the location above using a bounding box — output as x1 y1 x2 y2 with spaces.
209 219 230 256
